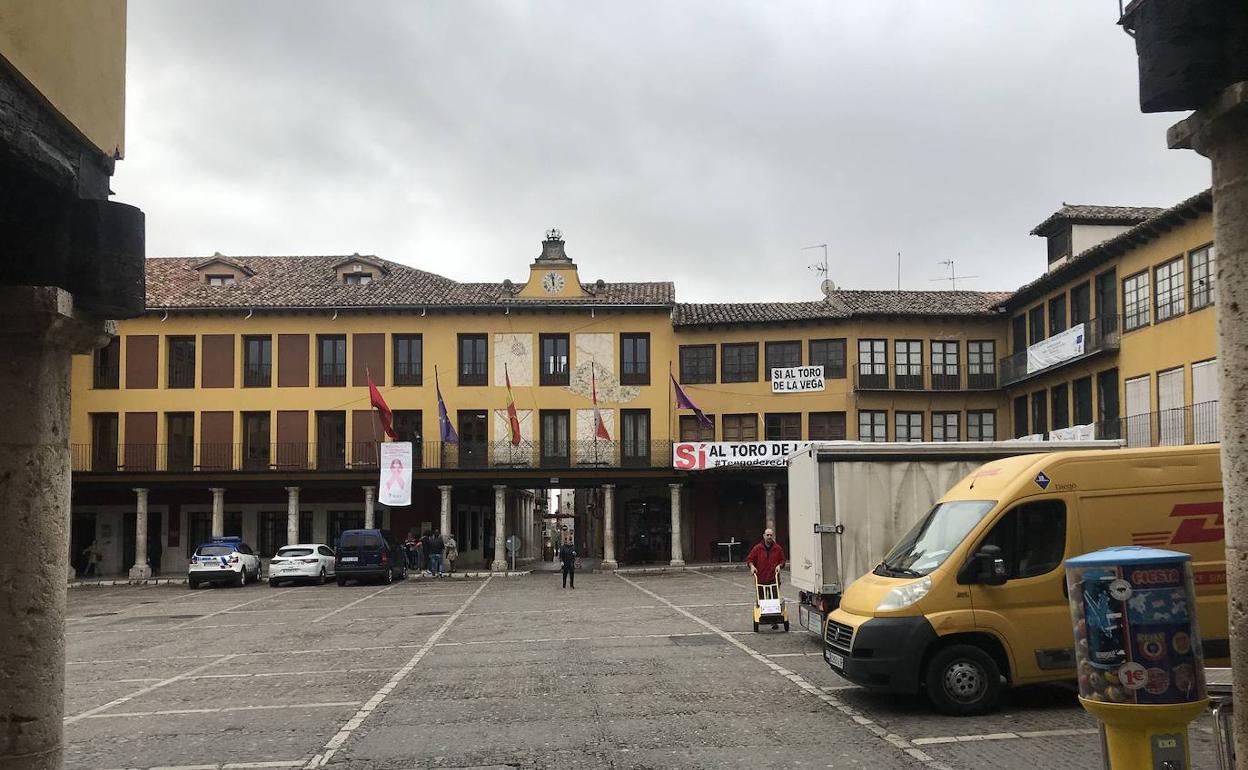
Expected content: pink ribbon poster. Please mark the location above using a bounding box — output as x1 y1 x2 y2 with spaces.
379 441 413 506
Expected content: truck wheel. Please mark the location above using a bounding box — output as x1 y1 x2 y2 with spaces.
752 621 759 632
783 621 790 632
925 644 1002 716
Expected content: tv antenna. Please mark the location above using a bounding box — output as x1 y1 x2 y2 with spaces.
803 243 836 297
929 259 978 290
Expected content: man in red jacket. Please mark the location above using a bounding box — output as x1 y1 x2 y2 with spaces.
747 528 786 586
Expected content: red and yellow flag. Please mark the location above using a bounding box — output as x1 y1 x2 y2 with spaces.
505 363 521 446
592 362 610 440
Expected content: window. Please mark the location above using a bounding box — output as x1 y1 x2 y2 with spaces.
809 339 846 379
242 412 271 470
458 334 488 386
539 334 570 386
764 412 801 441
167 336 196 389
1123 271 1151 331
858 410 887 442
620 333 650 385
1071 282 1092 326
393 335 422 386
1073 377 1094 425
94 337 120 389
167 412 194 471
1051 383 1070 431
316 411 346 470
931 340 959 390
258 512 286 558
932 412 960 441
976 500 1067 579
1190 244 1216 310
967 410 995 442
1028 305 1046 344
391 410 423 468
243 336 273 387
329 511 365 547
679 414 715 441
1155 257 1186 322
722 414 757 441
967 340 996 389
1031 391 1048 436
91 412 119 471
1097 368 1121 440
539 410 570 467
894 340 922 390
679 345 715 384
206 274 235 286
344 273 372 285
316 335 346 387
1048 295 1067 334
1047 228 1072 264
1013 396 1029 438
857 339 888 388
621 410 651 467
764 341 801 380
1011 315 1027 354
721 342 758 383
809 412 847 441
895 411 923 442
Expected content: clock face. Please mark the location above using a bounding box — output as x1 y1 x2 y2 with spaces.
542 271 566 293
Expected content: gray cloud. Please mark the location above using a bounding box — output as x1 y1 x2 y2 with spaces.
115 0 1211 303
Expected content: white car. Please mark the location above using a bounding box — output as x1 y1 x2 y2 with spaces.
188 537 262 588
269 544 337 586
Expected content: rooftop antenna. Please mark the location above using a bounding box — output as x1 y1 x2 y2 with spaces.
929 259 978 291
803 243 836 297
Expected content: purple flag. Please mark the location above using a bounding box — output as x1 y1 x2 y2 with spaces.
671 374 713 428
436 370 459 444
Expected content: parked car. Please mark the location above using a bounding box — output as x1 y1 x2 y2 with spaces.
188 536 261 588
334 529 407 585
269 544 337 586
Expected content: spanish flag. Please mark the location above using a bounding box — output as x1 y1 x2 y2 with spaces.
505 363 522 446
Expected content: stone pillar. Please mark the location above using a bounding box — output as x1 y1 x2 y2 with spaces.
210 487 225 538
1168 82 1248 763
601 484 617 570
363 485 376 529
0 286 112 770
669 483 685 567
764 482 778 532
285 487 300 545
439 484 452 536
128 488 152 580
492 485 507 572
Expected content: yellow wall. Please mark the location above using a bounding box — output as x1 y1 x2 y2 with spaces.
0 0 127 158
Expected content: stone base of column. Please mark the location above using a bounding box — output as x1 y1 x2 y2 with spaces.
128 564 152 580
600 559 618 571
669 559 685 567
491 560 508 573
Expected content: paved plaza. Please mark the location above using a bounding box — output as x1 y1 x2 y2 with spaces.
65 570 1223 769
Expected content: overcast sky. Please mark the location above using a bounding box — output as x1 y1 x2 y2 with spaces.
115 1 1211 303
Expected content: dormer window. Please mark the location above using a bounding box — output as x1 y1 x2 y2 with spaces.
194 254 253 285
206 274 236 286
344 272 373 285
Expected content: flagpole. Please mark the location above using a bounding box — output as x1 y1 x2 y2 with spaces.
668 360 674 449
366 367 381 469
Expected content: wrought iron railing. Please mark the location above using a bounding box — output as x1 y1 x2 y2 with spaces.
243 363 272 387
854 365 998 392
998 315 1121 388
318 362 346 387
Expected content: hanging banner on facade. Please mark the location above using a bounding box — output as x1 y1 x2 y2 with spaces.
673 441 810 470
770 366 825 393
1050 423 1096 441
1027 323 1086 374
378 441 413 506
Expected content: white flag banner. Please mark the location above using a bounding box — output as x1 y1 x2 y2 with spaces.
378 441 413 506
1026 323 1086 374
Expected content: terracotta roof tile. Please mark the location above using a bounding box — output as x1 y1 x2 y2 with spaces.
673 290 1010 328
1030 203 1165 236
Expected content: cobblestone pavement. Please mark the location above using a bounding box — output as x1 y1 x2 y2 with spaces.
64 570 1224 769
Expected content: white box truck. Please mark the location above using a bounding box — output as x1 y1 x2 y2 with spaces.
787 440 1117 636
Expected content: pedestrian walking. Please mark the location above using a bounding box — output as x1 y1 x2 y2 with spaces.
420 531 432 576
444 533 458 574
747 528 787 629
404 531 419 570
82 539 102 577
558 535 577 589
428 530 445 577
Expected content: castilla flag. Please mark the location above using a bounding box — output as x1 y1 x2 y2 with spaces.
367 371 397 440
592 362 610 440
504 363 521 446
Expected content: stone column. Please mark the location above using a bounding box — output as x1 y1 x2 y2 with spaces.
1169 82 1248 762
764 482 778 532
439 484 452 536
492 485 508 572
669 483 685 567
362 485 376 529
128 488 152 580
0 286 112 770
601 484 618 570
210 487 225 538
285 487 300 545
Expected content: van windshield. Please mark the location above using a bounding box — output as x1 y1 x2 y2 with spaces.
876 500 996 577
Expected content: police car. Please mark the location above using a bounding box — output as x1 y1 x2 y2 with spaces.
188 537 262 588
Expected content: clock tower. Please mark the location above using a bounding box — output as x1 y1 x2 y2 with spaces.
516 229 589 299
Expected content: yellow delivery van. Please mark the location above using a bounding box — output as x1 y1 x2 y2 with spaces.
823 444 1226 715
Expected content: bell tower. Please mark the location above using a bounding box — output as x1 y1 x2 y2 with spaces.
517 229 588 299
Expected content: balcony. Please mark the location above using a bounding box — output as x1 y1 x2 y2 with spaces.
71 440 676 474
854 365 998 392
243 363 272 388
998 315 1120 388
393 362 422 386
318 362 346 387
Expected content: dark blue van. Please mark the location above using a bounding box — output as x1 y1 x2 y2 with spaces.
334 529 407 585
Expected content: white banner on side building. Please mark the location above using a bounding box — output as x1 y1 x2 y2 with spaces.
1026 323 1086 374
1049 423 1096 442
770 365 825 393
378 441 413 506
673 441 810 470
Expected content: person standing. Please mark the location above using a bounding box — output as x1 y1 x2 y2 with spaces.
404 531 419 570
444 533 458 575
82 540 102 577
427 530 445 578
747 528 786 586
558 535 577 589
147 530 163 577
420 531 432 576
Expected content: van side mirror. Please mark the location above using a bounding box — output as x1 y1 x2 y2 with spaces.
977 544 1008 586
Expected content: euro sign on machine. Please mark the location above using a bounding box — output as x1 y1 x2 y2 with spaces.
1066 546 1207 770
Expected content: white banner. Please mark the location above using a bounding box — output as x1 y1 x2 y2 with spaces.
673 441 810 470
770 365 825 393
378 441 413 506
1049 423 1096 442
1027 323 1085 374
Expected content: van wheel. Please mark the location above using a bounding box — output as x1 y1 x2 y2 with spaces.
752 621 759 632
269 578 279 587
925 644 1002 716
